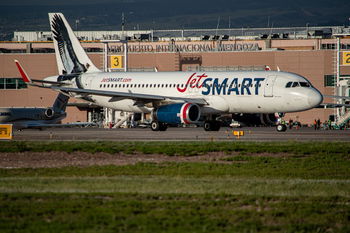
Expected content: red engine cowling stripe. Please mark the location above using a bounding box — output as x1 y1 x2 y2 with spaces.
181 103 191 124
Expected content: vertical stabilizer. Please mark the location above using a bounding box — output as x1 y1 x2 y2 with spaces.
52 93 70 112
49 13 100 75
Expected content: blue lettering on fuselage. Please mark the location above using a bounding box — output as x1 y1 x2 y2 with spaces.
201 78 213 95
201 77 265 96
241 78 252 95
213 78 228 95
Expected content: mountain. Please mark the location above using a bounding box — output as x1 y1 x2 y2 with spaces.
0 0 349 40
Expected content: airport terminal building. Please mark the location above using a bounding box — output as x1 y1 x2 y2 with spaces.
1 26 350 127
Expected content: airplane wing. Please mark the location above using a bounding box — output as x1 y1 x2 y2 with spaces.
52 86 208 105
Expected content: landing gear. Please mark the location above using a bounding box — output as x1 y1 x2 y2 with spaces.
203 120 221 131
275 112 287 132
150 121 168 131
276 124 287 132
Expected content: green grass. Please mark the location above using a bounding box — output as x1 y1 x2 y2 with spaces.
0 176 349 197
1 141 349 157
1 152 349 179
0 193 349 233
1 141 349 232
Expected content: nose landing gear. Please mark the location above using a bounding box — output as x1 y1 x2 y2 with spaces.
275 112 287 132
276 123 287 132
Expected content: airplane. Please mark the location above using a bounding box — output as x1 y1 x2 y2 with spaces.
0 93 69 130
14 13 324 132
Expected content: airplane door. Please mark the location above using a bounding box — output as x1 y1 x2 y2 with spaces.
84 75 95 89
264 75 276 97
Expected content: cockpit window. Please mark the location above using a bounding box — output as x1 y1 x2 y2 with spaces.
285 82 292 88
299 82 310 87
292 82 299 87
286 81 311 88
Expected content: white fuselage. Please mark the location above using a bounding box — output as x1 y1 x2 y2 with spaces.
46 71 323 115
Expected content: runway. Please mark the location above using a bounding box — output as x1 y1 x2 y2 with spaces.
11 127 350 141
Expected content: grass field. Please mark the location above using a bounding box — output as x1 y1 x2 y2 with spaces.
0 141 349 232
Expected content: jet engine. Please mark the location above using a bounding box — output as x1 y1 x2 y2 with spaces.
44 108 55 118
154 103 201 124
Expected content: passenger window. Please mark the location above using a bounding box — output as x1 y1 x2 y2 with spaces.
285 82 292 88
292 82 299 87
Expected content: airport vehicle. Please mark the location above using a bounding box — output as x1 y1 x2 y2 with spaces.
0 93 69 130
15 13 323 132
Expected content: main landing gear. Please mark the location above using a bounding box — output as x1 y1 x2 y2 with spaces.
203 120 221 131
150 121 168 131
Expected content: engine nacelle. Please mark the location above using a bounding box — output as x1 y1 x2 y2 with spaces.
44 108 55 118
154 103 201 124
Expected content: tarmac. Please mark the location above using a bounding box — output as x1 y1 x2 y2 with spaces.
10 127 350 141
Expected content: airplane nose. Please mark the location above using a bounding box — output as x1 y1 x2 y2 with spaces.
308 90 323 107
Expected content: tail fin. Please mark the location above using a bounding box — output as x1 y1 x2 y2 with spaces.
48 13 100 75
52 93 70 112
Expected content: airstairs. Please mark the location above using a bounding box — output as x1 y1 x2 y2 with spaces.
334 111 350 129
114 114 130 128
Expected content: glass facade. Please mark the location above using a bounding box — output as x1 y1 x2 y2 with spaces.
0 78 27 89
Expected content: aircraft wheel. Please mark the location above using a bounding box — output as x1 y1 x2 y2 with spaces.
212 121 221 131
151 121 160 131
204 121 221 131
276 124 287 132
204 121 212 131
159 123 168 131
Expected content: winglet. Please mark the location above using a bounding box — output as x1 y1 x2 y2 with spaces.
14 60 32 83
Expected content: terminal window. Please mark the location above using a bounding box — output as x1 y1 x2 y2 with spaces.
324 75 335 87
0 78 27 89
324 75 349 87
